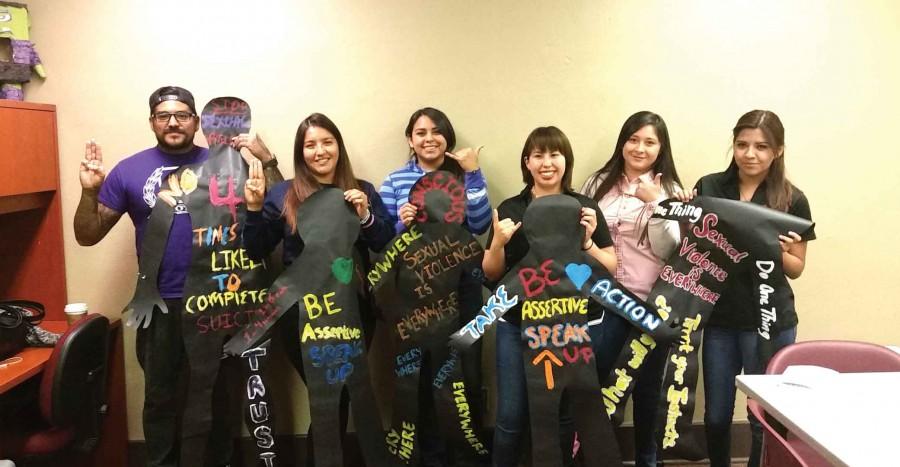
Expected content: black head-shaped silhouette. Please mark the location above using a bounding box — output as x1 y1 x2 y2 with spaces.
296 187 360 252
409 171 466 225
201 97 252 146
523 194 585 259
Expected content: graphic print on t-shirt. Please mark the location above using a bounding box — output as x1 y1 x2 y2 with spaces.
142 165 179 207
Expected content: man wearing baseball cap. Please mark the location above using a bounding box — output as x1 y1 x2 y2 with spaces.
74 86 282 467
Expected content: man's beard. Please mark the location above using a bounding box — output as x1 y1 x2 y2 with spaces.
156 130 194 153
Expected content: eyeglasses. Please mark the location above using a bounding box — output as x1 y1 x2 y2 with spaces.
152 111 195 124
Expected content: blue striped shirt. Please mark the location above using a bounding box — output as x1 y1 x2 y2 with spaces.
380 158 491 235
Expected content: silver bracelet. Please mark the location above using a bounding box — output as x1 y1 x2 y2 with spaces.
360 209 372 226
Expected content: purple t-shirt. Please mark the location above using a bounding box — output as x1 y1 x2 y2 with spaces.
98 146 208 299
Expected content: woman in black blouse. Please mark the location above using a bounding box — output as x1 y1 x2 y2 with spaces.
483 126 617 467
694 110 815 467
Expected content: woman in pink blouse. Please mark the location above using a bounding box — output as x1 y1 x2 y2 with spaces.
580 111 684 467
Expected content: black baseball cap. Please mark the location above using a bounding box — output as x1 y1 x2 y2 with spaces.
148 86 197 115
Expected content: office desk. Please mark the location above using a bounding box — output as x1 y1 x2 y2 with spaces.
737 372 900 467
0 318 127 466
0 320 65 394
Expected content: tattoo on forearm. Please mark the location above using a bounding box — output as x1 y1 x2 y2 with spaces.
73 190 121 245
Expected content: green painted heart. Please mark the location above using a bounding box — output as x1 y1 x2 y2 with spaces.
331 257 354 285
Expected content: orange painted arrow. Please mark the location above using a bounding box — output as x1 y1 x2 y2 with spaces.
532 349 564 390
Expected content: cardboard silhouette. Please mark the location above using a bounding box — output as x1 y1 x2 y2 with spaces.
126 97 277 466
224 187 394 467
450 194 666 467
368 171 490 465
598 196 814 460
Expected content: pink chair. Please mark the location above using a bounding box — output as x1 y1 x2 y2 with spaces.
748 340 900 467
748 392 824 467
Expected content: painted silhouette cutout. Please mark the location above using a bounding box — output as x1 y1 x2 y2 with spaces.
125 196 177 328
368 171 489 466
126 97 277 466
225 188 395 467
178 97 274 466
599 196 814 460
455 195 628 467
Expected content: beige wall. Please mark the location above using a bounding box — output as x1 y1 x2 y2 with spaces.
22 0 900 441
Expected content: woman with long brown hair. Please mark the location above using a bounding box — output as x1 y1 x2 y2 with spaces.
242 112 394 465
580 110 683 467
244 112 393 262
378 107 491 466
695 110 815 467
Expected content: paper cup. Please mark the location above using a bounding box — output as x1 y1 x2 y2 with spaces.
64 302 88 326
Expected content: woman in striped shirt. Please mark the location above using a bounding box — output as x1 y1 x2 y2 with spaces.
380 107 491 234
379 107 492 466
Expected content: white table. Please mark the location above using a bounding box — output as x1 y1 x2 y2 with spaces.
736 372 900 467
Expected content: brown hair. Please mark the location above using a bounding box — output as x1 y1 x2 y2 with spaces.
730 110 792 212
519 126 575 191
405 107 463 178
589 111 682 202
283 113 360 232
589 112 683 247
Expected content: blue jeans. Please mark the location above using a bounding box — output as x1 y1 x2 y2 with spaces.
593 314 667 467
702 326 797 467
493 319 602 467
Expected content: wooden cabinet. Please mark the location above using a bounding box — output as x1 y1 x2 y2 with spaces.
0 100 128 466
0 100 66 320
0 102 60 197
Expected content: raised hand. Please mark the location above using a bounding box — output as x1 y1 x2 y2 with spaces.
490 209 521 248
445 145 484 172
231 132 274 163
344 188 370 219
244 159 266 211
399 202 418 227
634 173 663 203
80 139 106 190
580 207 598 249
